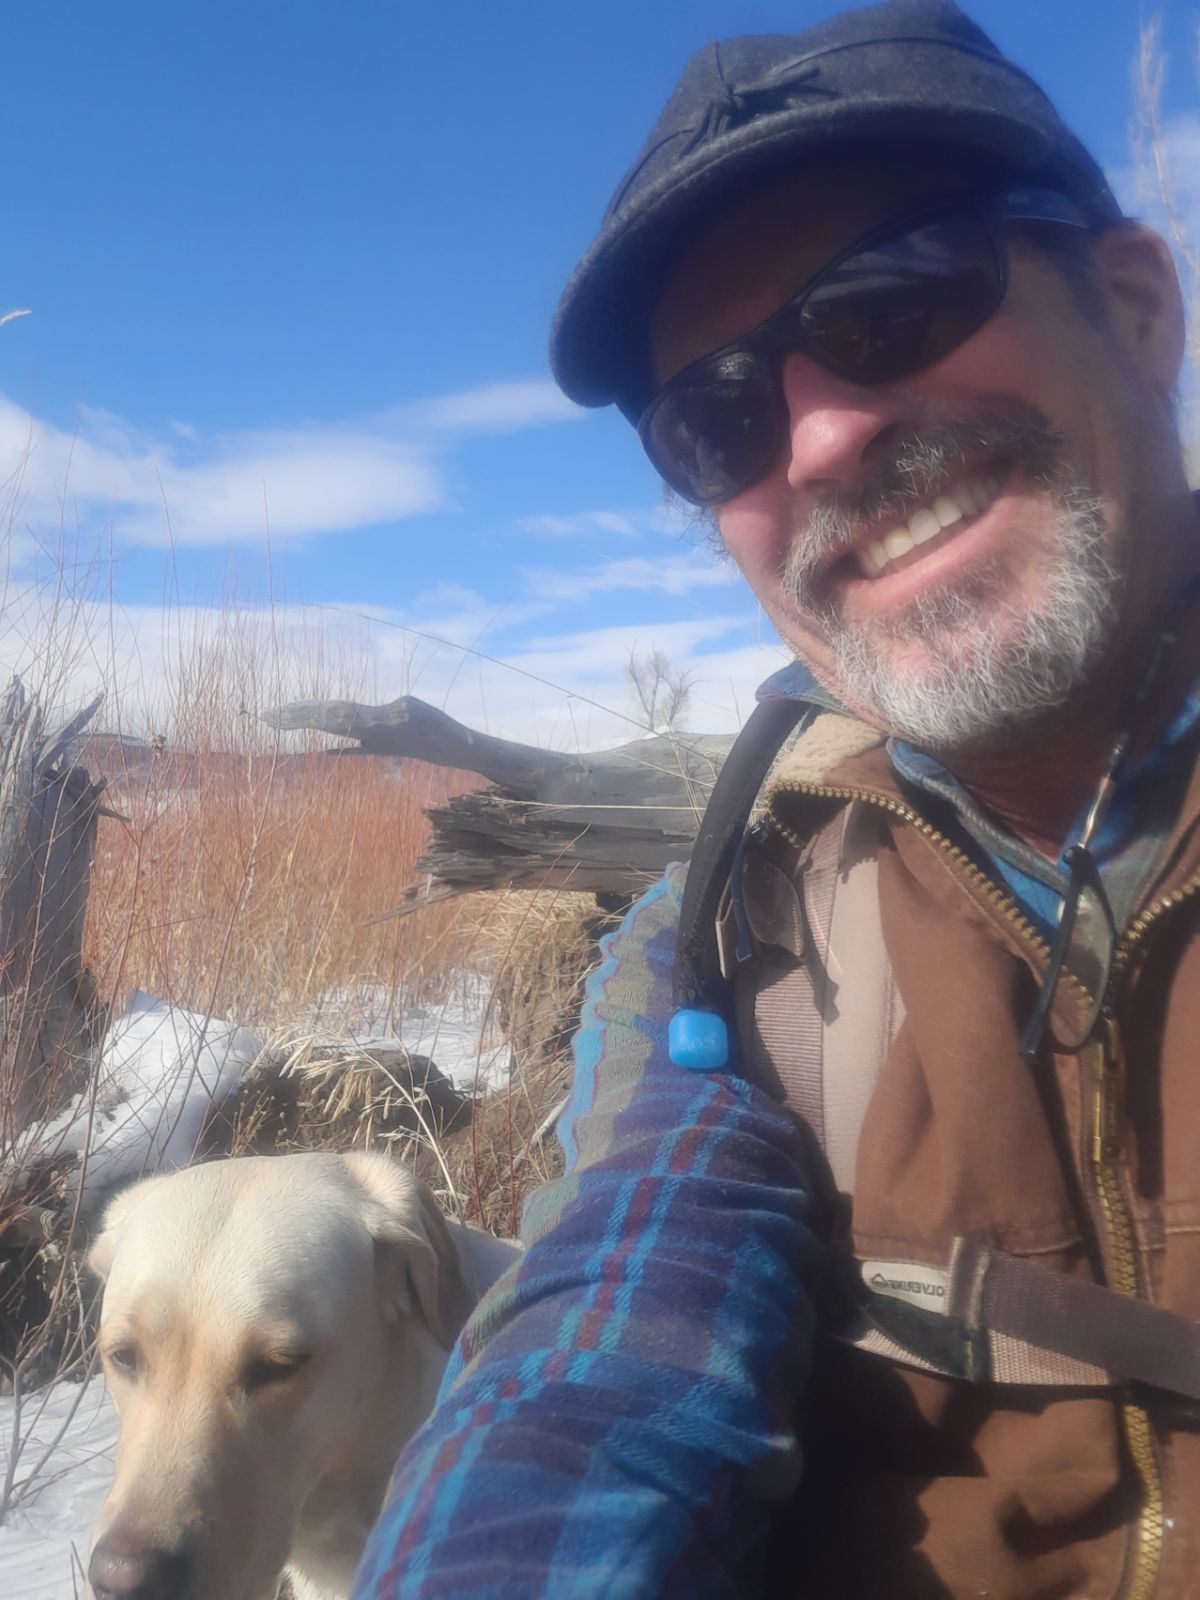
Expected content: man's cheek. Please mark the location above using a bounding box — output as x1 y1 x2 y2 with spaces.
717 496 797 581
770 604 840 675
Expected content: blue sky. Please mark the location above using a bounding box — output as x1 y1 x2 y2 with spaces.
1 0 1197 747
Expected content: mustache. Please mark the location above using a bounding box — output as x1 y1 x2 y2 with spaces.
782 402 1067 606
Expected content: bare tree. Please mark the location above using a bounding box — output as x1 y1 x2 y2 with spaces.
626 647 694 734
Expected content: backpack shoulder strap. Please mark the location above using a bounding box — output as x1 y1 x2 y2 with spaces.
736 800 903 1195
835 1237 1200 1404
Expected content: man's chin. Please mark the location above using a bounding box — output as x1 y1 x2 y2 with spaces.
863 624 1022 684
826 626 1084 752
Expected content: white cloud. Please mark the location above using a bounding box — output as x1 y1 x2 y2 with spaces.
0 377 583 554
515 509 638 538
391 583 556 651
1110 109 1200 455
523 553 738 603
128 433 442 547
511 502 715 542
421 381 580 432
0 398 441 550
1116 111 1200 229
501 614 753 690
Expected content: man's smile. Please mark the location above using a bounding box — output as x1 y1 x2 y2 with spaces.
785 450 1025 626
850 465 1006 580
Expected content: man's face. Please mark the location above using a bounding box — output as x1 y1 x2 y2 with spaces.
650 163 1180 752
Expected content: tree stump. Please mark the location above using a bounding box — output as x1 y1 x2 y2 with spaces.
0 683 105 1142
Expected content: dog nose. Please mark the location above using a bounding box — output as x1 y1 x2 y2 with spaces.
88 1534 192 1600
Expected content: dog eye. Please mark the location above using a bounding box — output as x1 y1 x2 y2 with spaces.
242 1352 311 1393
106 1344 141 1379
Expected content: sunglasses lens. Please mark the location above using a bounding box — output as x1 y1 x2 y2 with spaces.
641 203 1007 505
643 351 781 506
798 210 1004 384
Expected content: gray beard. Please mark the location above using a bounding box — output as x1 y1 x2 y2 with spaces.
779 404 1119 751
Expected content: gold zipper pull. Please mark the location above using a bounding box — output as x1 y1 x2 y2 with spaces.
1090 1015 1126 1169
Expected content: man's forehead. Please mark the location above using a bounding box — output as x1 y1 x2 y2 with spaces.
649 154 973 384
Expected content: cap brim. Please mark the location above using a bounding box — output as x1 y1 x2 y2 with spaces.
551 91 1118 415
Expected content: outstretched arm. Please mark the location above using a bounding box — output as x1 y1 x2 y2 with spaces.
354 864 823 1600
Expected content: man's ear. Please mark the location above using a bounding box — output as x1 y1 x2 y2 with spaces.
342 1152 473 1350
1090 221 1186 392
87 1173 167 1280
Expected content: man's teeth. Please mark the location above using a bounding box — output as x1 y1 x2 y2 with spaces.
858 475 1002 578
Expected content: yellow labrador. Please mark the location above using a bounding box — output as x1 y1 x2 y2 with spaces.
86 1152 520 1600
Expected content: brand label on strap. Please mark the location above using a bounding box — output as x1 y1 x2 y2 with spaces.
861 1259 949 1315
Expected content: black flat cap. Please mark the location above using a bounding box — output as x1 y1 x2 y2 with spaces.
551 0 1121 419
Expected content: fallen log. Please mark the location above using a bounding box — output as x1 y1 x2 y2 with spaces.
263 695 736 898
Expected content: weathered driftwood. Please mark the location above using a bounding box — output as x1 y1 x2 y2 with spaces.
0 683 105 1138
263 694 736 897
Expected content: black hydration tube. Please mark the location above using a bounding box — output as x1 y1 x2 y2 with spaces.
669 696 812 1069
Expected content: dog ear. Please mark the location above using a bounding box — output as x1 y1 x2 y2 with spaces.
341 1153 473 1350
87 1174 168 1281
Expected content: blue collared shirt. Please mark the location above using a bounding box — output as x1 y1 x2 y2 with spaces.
761 657 1200 935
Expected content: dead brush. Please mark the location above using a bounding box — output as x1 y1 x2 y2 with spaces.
211 1028 471 1158
211 888 617 1237
479 889 617 1079
0 546 620 1536
407 887 619 1236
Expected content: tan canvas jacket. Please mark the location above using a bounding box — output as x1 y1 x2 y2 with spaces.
738 717 1200 1600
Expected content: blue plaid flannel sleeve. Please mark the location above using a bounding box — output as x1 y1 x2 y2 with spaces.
353 863 824 1599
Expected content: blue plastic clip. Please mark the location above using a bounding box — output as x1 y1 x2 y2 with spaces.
668 1008 729 1070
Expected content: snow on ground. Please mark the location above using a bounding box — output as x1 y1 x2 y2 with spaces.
390 991 512 1094
0 1373 117 1598
27 992 263 1206
304 978 513 1095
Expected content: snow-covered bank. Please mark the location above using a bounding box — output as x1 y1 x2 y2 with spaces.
26 992 263 1206
301 981 513 1096
18 982 508 1216
0 1375 117 1598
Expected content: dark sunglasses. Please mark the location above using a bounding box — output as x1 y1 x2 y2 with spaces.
638 186 1094 507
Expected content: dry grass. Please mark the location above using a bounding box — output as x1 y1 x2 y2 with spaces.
84 739 487 1032
193 889 611 1236
418 890 613 1235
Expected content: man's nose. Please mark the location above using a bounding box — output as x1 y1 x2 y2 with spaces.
779 350 906 493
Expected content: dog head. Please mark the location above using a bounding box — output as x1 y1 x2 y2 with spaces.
87 1152 471 1600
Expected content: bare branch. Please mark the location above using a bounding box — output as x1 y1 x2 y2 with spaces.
626 647 695 735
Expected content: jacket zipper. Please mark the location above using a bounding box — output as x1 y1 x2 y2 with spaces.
768 780 1200 1599
1087 1017 1163 1600
1098 875 1200 1600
